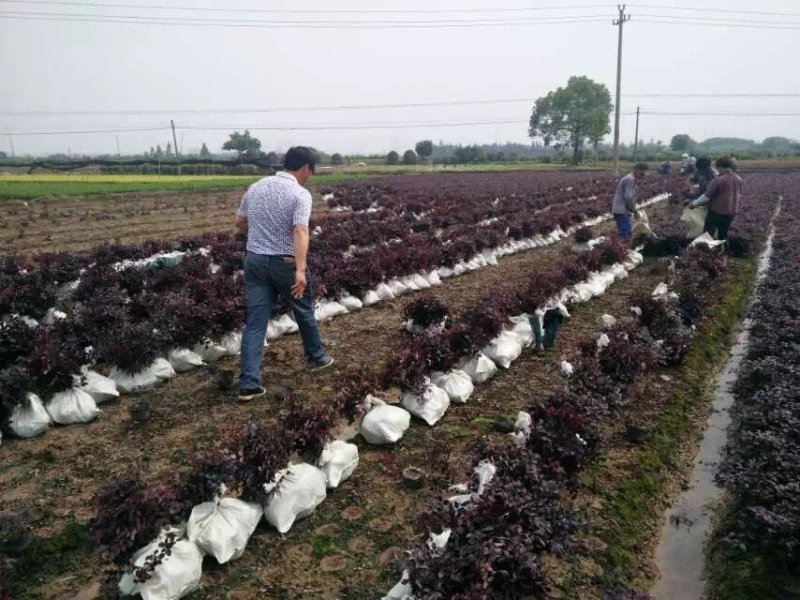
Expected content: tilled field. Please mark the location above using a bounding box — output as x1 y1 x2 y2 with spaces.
0 200 679 599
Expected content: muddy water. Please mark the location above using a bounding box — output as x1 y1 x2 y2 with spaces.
651 219 778 600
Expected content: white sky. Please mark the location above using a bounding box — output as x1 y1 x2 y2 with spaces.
1 0 798 156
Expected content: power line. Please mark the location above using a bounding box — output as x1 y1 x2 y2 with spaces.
7 126 169 136
7 0 800 18
0 10 612 28
636 18 800 30
4 94 797 118
640 111 800 116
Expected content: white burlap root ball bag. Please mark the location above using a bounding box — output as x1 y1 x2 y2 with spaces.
9 393 51 438
263 464 327 534
186 491 262 564
401 382 450 426
46 388 101 424
317 440 360 488
430 370 474 404
359 395 411 445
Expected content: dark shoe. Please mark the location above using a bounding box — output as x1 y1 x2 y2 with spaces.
238 386 267 402
306 356 335 371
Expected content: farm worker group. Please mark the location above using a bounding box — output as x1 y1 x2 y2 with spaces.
234 146 334 401
612 155 742 243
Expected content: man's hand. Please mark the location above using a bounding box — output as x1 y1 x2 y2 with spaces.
291 269 307 299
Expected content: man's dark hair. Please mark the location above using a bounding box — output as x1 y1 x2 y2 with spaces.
696 157 711 170
715 155 735 170
283 146 316 172
633 162 649 172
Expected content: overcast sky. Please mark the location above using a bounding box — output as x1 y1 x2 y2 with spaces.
1 0 798 156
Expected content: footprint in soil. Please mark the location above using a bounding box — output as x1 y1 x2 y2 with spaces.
341 506 365 521
368 517 394 532
347 536 375 554
379 546 404 567
314 523 341 537
320 555 348 572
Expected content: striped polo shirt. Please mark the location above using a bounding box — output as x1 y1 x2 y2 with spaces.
236 171 313 256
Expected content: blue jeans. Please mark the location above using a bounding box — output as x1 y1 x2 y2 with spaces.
614 213 632 239
239 253 326 390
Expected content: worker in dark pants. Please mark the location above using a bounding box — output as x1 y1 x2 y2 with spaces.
686 156 742 241
612 163 648 241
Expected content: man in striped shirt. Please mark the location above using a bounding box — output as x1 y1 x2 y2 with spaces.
235 146 333 401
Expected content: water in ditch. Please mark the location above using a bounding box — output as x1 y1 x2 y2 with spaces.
650 218 778 600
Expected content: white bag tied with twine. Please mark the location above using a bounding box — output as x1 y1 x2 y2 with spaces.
401 381 450 426
118 527 203 600
429 369 474 404
46 388 101 424
263 464 327 534
360 395 411 444
9 393 51 438
317 440 360 488
186 486 262 564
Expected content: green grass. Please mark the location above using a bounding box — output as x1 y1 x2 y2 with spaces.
587 257 758 590
0 174 261 199
706 538 800 600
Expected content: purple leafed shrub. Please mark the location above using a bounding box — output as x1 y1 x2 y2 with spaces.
402 296 449 329
234 422 291 503
281 400 338 459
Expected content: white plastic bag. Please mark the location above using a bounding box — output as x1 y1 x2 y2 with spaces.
109 366 160 393
9 393 50 438
599 314 617 329
482 331 524 369
79 369 119 403
362 290 381 306
681 206 708 239
690 232 726 250
437 266 454 279
474 460 497 495
360 396 411 444
459 353 498 384
430 369 474 404
597 333 611 349
192 340 228 363
168 349 205 373
388 279 409 297
383 570 413 600
118 529 203 600
425 270 442 286
411 273 431 290
340 295 363 312
401 275 420 292
46 388 100 424
315 300 348 322
375 283 396 301
511 411 533 447
317 440 359 488
510 319 534 347
263 464 327 534
481 249 498 266
220 331 242 356
561 360 575 377
152 358 176 381
652 282 670 299
401 382 450 426
187 493 262 564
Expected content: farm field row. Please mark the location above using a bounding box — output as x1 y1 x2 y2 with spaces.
0 170 793 600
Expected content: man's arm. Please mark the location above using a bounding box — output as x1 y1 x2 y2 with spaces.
234 214 248 233
624 178 637 213
290 225 309 299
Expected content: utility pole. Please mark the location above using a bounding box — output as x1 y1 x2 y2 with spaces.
612 4 630 176
6 129 15 157
633 105 640 162
170 119 181 174
115 134 121 157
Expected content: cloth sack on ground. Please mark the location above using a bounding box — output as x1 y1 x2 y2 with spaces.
339 295 363 312
599 314 617 329
510 318 535 347
118 528 203 600
168 349 205 373
192 339 228 363
186 492 262 564
359 395 411 444
263 464 327 534
382 570 413 600
317 440 360 488
482 331 524 369
375 283 396 301
425 270 442 286
401 275 420 292
430 369 474 404
362 290 381 307
452 262 467 276
9 393 50 438
481 249 499 266
79 369 119 403
681 206 708 239
437 266 454 279
458 353 498 384
46 388 100 424
473 460 497 495
388 279 409 297
315 300 349 322
401 382 450 426
267 314 296 339
109 365 161 393
690 232 726 250
152 358 176 381
411 273 431 289
220 331 242 356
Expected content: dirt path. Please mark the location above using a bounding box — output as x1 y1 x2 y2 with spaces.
1 201 680 599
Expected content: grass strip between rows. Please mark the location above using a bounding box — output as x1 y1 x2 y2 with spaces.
589 255 759 590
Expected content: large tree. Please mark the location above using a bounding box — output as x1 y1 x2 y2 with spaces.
386 150 400 165
528 76 612 165
415 139 434 159
222 130 262 159
199 142 211 158
670 134 697 152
